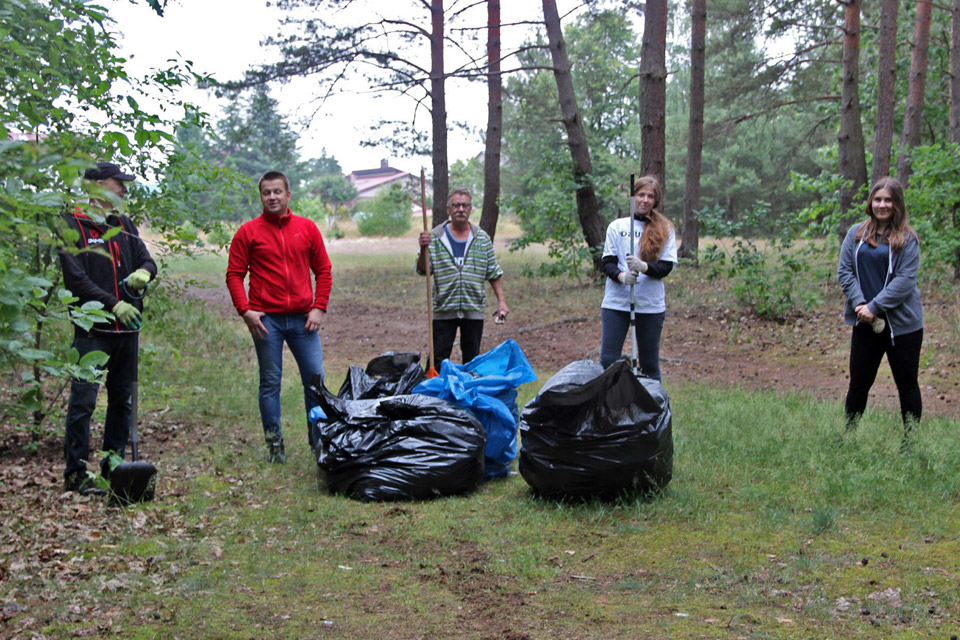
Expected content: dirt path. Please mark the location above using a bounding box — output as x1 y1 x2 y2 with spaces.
198 237 960 420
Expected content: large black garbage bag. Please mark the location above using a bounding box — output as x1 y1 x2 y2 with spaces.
314 387 486 502
338 352 425 400
519 359 673 500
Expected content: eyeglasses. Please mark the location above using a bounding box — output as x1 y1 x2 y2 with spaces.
450 202 471 209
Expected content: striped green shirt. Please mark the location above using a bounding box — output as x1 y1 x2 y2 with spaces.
419 222 503 320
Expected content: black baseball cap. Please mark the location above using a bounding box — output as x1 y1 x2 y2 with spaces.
84 162 136 181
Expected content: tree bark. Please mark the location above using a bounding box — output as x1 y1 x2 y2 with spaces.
950 0 960 145
479 0 502 239
837 0 869 240
872 0 900 183
680 0 706 264
951 0 960 279
430 0 449 227
639 0 668 186
896 0 933 187
541 0 606 272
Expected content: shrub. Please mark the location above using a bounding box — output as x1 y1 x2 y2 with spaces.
355 184 412 237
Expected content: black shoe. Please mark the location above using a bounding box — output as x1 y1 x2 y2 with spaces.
64 471 107 496
267 440 286 464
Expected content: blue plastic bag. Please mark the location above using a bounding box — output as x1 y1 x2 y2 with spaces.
412 340 537 479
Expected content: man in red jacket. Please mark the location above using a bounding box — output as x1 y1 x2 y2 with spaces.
226 171 332 463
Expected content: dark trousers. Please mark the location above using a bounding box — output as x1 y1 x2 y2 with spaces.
64 332 139 477
845 323 923 427
599 308 665 380
433 318 484 364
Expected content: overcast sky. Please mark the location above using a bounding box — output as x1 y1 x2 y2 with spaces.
104 0 588 176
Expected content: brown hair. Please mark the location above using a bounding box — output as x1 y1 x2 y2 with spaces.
856 177 918 251
633 175 674 262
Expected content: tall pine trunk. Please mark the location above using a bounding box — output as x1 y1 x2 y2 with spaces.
430 0 449 227
951 0 960 278
639 0 668 186
872 0 900 183
479 0 502 239
541 0 605 272
837 0 868 240
950 0 960 145
680 0 706 264
896 0 933 187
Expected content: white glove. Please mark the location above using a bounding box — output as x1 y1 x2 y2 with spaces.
626 255 647 274
619 271 639 285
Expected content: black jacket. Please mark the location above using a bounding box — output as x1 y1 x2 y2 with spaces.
59 209 157 335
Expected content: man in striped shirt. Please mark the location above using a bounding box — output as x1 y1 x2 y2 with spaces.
417 189 509 364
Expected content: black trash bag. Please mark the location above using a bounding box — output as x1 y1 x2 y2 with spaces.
337 352 425 400
314 386 486 502
519 359 673 500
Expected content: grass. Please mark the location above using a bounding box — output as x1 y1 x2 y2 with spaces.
5 243 960 639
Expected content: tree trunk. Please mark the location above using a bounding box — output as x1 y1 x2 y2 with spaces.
837 0 869 240
541 0 605 271
872 0 900 183
951 0 960 279
639 0 668 186
430 0 449 227
950 0 960 145
896 0 933 187
479 0 502 239
680 0 706 264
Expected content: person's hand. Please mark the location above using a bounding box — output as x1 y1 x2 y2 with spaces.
125 268 151 291
619 271 639 285
242 310 268 340
112 301 141 329
418 232 432 248
626 255 647 274
304 308 324 332
856 305 876 323
495 301 509 323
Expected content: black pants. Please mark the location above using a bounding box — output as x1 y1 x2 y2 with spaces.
599 308 665 381
64 331 139 477
433 318 484 364
845 323 922 427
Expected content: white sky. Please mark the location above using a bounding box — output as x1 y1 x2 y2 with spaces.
104 0 587 176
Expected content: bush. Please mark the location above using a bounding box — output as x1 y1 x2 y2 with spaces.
355 183 412 237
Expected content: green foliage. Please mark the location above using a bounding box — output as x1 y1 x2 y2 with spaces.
449 156 485 209
902 143 960 279
355 183 412 237
702 202 824 320
0 0 227 427
507 155 602 282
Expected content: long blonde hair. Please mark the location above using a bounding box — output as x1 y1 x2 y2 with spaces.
633 175 674 262
856 177 918 251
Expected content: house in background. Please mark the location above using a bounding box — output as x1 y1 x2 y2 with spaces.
347 159 432 216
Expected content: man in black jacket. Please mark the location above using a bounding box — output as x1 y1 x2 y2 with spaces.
59 162 157 495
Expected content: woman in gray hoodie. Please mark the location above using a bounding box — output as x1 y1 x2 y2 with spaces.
837 177 923 434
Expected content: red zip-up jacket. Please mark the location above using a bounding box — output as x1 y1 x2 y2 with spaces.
226 210 332 316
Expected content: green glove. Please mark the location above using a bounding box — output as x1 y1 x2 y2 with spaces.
125 268 151 291
112 301 142 329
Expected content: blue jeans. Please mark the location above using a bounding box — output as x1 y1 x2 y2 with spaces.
64 332 138 477
599 308 665 380
253 313 324 448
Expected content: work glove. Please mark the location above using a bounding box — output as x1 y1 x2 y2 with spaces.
112 301 142 329
626 255 647 274
618 271 639 286
125 268 151 291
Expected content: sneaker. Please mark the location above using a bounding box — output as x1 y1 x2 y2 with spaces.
267 440 286 464
64 471 107 496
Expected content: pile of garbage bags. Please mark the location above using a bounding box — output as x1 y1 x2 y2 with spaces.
309 346 535 501
519 359 673 500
